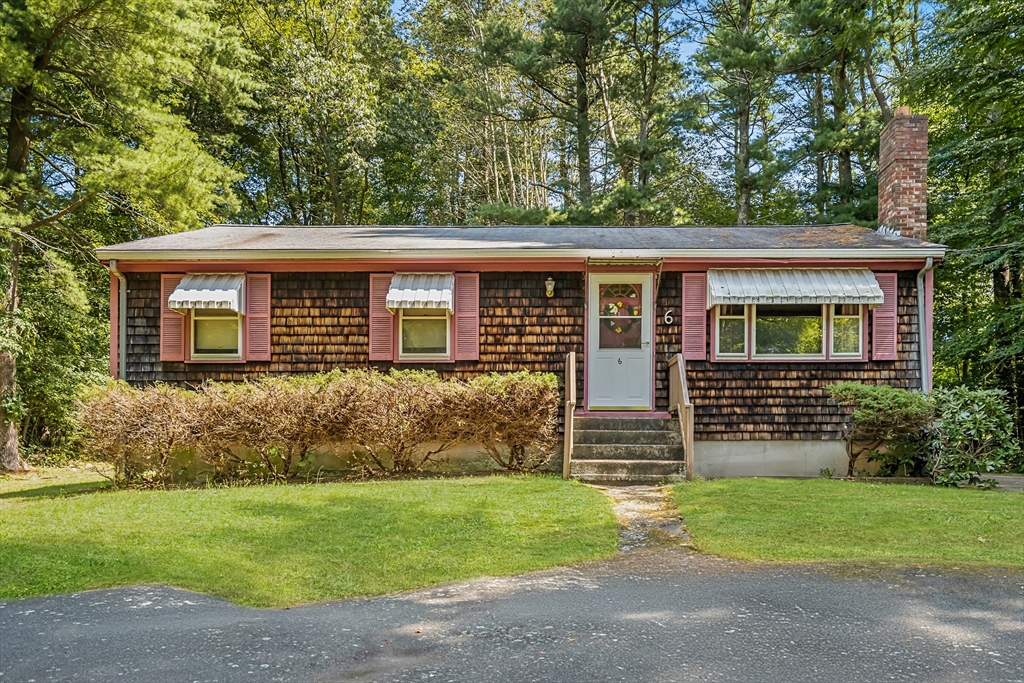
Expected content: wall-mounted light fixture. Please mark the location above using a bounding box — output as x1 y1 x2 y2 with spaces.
545 276 555 298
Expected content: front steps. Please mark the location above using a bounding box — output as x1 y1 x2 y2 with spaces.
569 416 686 484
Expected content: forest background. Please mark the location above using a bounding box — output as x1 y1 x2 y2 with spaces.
1 0 1022 469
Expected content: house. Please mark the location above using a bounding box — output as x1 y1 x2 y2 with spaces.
97 108 945 480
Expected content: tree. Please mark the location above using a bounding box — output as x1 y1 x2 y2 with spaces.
909 0 1024 439
0 0 249 471
693 0 791 224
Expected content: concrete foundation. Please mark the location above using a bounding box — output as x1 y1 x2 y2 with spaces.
693 440 847 479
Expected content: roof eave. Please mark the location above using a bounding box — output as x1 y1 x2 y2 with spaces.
96 247 948 261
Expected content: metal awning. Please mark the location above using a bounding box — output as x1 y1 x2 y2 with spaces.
386 273 455 312
706 269 885 308
168 273 246 312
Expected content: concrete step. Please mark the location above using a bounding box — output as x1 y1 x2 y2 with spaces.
572 473 688 484
574 417 677 432
573 444 684 461
574 429 681 446
570 459 686 478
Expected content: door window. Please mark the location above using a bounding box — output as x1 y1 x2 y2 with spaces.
598 283 643 349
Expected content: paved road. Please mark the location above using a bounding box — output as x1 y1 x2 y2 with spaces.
2 549 1022 683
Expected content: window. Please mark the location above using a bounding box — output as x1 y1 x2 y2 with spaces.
713 304 865 361
191 308 242 359
399 308 450 359
754 304 824 357
716 304 747 356
831 304 863 357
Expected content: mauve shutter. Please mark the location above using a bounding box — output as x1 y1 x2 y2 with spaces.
454 273 480 361
369 273 395 361
681 273 707 361
872 272 899 360
159 274 186 362
245 274 272 361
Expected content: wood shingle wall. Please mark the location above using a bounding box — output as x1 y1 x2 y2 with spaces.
126 269 922 441
656 271 922 440
125 271 584 397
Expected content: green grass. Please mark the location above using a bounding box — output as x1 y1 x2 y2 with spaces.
674 478 1024 567
0 471 617 606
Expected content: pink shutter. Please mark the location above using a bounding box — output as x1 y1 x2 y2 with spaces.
160 274 185 362
454 273 480 361
245 273 272 361
369 273 395 361
681 273 707 361
872 272 898 360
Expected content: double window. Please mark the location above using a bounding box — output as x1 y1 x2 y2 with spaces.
715 303 864 360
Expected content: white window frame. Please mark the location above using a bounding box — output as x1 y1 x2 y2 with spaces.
830 303 864 358
715 304 748 357
190 309 243 360
398 308 451 360
752 303 826 360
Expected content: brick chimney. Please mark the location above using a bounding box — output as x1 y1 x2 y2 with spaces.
878 106 928 240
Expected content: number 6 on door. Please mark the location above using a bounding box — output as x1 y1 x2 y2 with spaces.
664 309 674 325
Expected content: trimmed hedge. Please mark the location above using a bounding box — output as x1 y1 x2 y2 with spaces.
77 370 561 484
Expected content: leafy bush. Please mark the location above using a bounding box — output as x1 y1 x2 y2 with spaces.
76 369 562 483
928 387 1021 487
829 382 932 476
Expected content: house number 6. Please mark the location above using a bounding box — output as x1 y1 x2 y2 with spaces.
664 309 674 325
618 358 622 364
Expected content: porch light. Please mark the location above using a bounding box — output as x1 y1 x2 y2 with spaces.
545 276 555 298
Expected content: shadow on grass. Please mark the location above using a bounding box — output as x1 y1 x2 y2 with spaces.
0 478 617 606
0 480 112 501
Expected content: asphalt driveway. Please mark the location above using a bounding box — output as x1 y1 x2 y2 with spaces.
1 549 1022 683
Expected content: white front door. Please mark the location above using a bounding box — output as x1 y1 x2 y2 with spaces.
587 273 654 410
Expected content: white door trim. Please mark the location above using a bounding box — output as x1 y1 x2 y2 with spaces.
586 273 655 410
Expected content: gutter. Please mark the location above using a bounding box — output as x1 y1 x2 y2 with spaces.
917 256 935 392
108 259 128 380
94 247 949 261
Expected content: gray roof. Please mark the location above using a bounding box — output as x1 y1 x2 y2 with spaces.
96 224 946 260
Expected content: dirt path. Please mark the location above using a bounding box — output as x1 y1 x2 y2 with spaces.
594 485 691 551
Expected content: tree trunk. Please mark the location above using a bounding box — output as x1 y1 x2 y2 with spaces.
1 83 33 472
833 63 853 204
575 60 592 204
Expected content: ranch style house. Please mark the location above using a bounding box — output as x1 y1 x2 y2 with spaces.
97 108 946 480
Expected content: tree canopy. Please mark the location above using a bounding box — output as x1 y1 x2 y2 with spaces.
1 0 1021 468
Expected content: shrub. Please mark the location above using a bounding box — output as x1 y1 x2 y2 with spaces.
77 381 199 484
75 369 562 483
829 383 932 477
928 386 1021 487
348 370 465 474
465 371 560 471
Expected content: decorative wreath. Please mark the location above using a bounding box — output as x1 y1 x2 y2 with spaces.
601 284 641 334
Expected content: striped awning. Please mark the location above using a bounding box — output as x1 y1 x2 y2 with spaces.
706 269 885 308
386 273 455 312
168 273 246 312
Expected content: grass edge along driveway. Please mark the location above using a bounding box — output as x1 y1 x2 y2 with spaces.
674 478 1023 568
0 474 618 607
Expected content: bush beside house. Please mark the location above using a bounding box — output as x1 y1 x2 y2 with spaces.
77 370 561 485
830 382 1021 486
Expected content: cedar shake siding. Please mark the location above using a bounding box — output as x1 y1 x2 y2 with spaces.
125 272 585 400
655 271 922 441
127 269 922 441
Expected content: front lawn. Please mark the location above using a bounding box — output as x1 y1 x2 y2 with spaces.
674 478 1024 567
0 472 617 607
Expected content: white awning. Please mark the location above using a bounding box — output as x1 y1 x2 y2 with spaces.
168 273 246 312
706 269 885 308
386 273 455 312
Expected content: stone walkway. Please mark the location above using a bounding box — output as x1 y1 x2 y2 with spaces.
594 485 691 551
